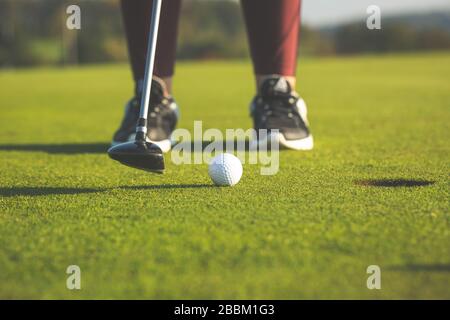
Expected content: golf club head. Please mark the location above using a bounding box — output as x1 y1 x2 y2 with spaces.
107 141 164 173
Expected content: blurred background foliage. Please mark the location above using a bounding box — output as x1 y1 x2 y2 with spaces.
0 0 449 68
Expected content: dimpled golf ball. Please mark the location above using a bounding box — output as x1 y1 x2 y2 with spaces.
208 153 243 186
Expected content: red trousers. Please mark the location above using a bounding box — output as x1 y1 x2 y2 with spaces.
121 0 301 80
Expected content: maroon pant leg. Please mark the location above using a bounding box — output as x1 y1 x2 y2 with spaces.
121 0 301 82
241 0 301 77
120 0 181 80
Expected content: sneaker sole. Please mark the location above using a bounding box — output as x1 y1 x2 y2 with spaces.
250 132 314 151
111 134 172 153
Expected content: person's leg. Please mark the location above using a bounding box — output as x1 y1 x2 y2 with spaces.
120 0 182 96
113 0 181 151
241 0 313 150
241 0 301 91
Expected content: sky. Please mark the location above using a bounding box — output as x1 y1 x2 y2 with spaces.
301 0 450 26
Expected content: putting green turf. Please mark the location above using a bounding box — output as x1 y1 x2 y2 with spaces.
0 53 449 299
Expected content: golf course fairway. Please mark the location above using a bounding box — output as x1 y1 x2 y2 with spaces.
0 53 448 299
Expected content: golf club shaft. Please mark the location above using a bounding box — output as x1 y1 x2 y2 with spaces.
136 0 163 142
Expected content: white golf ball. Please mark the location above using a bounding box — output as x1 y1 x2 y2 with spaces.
208 153 243 186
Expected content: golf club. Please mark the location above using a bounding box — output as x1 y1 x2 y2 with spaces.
107 0 165 173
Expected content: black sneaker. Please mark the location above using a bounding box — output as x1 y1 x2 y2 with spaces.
250 76 313 150
111 78 179 152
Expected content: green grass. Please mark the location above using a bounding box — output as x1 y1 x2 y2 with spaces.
0 53 449 299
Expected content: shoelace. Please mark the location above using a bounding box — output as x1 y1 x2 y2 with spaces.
148 98 170 118
257 95 300 124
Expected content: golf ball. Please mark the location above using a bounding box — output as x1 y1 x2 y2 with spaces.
208 153 243 186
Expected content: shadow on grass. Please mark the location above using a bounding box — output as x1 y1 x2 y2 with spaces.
120 184 211 190
0 143 109 154
354 179 435 187
0 140 283 155
0 187 103 197
0 184 213 197
386 264 450 272
171 140 285 152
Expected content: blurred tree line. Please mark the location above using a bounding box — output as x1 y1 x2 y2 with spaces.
1 0 449 68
